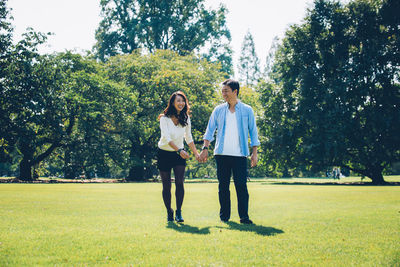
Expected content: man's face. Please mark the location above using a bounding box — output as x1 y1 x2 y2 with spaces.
221 85 237 102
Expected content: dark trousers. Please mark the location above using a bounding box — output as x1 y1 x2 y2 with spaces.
215 155 249 221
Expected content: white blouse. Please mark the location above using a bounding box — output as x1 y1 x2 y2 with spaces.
158 115 194 151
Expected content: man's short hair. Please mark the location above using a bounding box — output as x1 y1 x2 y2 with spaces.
222 79 240 96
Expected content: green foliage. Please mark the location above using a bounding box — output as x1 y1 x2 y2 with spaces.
0 0 12 59
1 25 224 181
259 0 400 183
200 4 234 76
1 0 234 179
94 0 233 75
1 30 74 180
264 36 279 78
238 30 261 86
0 0 13 163
0 26 126 180
103 50 223 180
59 54 131 179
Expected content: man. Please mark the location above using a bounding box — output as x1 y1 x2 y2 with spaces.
199 79 259 224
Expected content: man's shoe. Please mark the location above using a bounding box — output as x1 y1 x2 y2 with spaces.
240 218 253 224
167 209 174 222
175 210 184 223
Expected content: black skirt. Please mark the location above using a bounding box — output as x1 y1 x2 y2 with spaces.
157 148 186 171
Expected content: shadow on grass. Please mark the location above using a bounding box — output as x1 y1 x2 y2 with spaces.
166 221 284 236
217 221 284 236
166 222 211 235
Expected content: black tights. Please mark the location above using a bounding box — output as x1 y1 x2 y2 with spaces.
160 165 185 212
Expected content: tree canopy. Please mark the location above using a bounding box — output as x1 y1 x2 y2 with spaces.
0 0 13 163
94 0 233 75
1 28 125 180
2 0 399 183
238 30 261 86
102 50 223 180
259 0 400 184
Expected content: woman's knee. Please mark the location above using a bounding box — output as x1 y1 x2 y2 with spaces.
175 180 184 188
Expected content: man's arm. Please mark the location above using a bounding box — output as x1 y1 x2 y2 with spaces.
248 108 260 148
199 108 218 163
203 108 218 142
248 107 260 167
199 139 210 163
251 146 258 167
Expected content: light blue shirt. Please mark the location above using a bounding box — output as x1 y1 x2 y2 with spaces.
203 100 260 157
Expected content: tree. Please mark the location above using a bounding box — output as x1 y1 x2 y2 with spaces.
2 32 76 180
103 50 223 181
0 0 13 163
204 41 234 77
1 26 123 180
263 36 279 79
0 0 12 62
58 54 131 179
200 4 234 76
238 30 261 86
94 0 233 71
259 0 400 184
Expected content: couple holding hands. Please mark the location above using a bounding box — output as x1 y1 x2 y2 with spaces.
157 79 260 224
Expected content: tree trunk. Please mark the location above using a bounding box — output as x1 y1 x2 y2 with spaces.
64 148 75 179
346 164 387 185
126 142 147 181
19 158 33 181
368 169 386 185
127 165 145 181
282 166 290 178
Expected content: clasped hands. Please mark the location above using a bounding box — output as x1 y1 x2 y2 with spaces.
179 149 206 163
179 149 206 162
197 149 208 163
183 148 258 167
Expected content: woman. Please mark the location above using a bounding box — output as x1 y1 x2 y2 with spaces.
157 91 199 222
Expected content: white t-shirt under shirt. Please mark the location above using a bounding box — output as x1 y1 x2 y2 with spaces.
220 110 242 157
158 115 193 151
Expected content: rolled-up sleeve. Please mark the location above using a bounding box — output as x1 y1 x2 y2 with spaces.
184 117 194 144
248 108 260 147
203 108 217 142
160 116 172 143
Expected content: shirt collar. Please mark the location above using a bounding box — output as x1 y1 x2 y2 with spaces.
225 100 242 110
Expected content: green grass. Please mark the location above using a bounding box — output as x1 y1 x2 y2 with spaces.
0 181 399 266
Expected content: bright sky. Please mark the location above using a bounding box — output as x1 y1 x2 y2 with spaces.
7 0 314 77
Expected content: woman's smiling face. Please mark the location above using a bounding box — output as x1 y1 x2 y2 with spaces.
174 95 186 113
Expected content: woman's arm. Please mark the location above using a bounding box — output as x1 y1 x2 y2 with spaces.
168 141 180 152
168 140 189 159
184 117 197 159
187 142 200 160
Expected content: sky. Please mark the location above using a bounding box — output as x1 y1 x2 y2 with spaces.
7 0 315 77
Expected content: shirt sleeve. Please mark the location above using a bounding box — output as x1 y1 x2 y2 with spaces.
248 107 260 147
203 108 218 142
160 116 172 143
184 116 194 144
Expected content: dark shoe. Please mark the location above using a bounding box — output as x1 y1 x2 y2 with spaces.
167 209 174 222
175 210 184 223
220 218 229 223
240 218 253 224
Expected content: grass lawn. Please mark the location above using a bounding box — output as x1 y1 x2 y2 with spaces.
0 180 399 266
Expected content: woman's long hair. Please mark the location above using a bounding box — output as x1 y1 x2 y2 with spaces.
158 91 190 126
